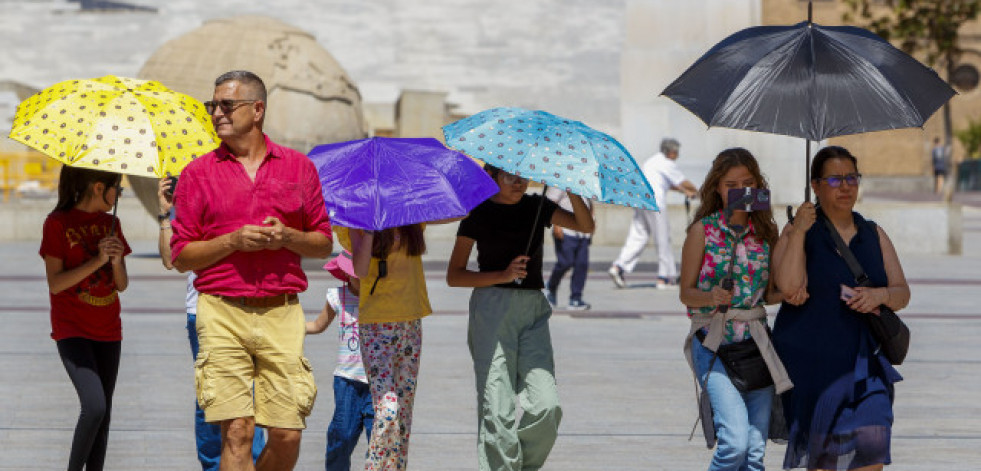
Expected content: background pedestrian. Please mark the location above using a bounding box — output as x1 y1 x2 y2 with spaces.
609 137 697 289
305 251 373 471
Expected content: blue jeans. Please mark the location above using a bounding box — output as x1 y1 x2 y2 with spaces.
547 234 590 301
325 375 374 471
692 339 773 471
187 314 266 470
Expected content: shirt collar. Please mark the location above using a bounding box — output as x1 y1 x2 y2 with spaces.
717 210 757 238
214 134 282 161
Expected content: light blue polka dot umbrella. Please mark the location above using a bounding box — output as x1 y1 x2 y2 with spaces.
442 107 658 211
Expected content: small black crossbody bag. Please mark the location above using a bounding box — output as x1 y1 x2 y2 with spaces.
696 329 774 392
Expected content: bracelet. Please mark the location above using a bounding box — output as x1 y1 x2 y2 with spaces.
160 225 172 231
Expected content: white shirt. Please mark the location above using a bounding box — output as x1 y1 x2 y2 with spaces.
545 187 592 238
185 272 199 314
642 152 687 210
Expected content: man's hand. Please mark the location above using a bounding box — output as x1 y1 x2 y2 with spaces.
229 225 275 252
263 216 293 251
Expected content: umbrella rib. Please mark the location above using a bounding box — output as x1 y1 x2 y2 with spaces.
817 27 934 129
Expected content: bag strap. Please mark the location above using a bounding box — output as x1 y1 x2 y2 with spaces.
820 212 870 287
688 347 719 441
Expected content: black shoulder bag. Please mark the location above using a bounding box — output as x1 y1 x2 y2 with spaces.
822 216 910 365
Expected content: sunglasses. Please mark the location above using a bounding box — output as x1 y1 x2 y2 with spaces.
203 99 256 115
817 173 862 188
500 173 529 185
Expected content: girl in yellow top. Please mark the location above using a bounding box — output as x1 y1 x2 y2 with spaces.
350 224 430 471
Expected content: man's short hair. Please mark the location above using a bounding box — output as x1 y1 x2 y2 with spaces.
214 70 267 102
660 138 680 154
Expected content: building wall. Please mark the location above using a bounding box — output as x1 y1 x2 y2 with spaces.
6 0 971 199
620 0 818 207
0 0 626 139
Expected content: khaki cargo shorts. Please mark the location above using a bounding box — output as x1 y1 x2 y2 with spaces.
194 293 317 429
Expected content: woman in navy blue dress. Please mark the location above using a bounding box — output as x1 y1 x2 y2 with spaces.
772 146 910 471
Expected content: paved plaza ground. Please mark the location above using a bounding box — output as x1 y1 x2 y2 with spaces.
2 199 980 470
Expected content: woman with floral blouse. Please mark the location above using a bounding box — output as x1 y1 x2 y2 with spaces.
680 148 803 471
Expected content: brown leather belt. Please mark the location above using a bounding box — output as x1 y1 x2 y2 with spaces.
219 293 298 309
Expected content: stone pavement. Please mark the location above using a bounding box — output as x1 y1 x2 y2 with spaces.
1 206 980 470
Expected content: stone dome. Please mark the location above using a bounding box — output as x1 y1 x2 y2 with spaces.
132 15 366 216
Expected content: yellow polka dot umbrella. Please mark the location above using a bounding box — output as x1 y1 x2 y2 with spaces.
7 75 218 178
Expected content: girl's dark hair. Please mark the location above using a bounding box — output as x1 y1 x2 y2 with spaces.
690 148 778 247
54 165 123 212
810 146 858 180
372 224 426 258
484 164 502 180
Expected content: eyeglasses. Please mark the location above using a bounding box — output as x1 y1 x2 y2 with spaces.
203 99 256 115
817 173 862 188
499 173 528 185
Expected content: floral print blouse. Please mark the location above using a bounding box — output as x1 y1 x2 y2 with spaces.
687 211 771 344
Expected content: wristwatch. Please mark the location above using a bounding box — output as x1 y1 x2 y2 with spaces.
157 209 171 222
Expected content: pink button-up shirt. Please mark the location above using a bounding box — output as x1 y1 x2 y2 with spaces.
171 135 332 296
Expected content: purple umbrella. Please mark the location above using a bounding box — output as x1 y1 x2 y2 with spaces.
308 137 500 230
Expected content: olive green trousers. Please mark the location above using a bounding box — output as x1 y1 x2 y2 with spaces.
468 287 563 471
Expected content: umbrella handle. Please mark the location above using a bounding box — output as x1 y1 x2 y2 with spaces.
515 185 549 285
786 205 794 224
109 190 120 237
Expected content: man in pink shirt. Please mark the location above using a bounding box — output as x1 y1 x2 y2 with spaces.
171 70 332 471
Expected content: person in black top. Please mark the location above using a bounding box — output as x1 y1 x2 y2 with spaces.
447 165 594 471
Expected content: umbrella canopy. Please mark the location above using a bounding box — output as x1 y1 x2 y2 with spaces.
661 19 955 202
662 21 955 143
308 137 500 231
442 107 658 211
8 75 218 178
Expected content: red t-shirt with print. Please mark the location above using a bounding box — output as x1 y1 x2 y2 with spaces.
39 209 132 341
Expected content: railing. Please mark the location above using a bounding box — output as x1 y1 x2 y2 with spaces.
0 151 60 202
958 159 981 191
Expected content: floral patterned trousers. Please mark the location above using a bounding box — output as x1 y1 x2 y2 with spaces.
359 319 422 471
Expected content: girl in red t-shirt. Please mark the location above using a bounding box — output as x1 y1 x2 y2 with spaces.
39 165 130 471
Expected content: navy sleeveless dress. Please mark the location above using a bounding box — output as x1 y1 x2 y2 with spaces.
772 209 903 470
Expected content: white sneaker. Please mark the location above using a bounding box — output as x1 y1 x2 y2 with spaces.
655 277 679 290
568 299 591 311
608 265 626 289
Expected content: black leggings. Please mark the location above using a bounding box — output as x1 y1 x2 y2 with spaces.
56 338 121 471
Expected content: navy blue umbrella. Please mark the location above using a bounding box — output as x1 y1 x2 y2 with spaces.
662 11 955 201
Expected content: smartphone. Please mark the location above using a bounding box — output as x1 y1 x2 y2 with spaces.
727 187 770 212
840 284 856 302
165 175 178 197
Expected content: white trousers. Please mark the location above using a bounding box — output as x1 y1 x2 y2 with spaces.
613 208 677 279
